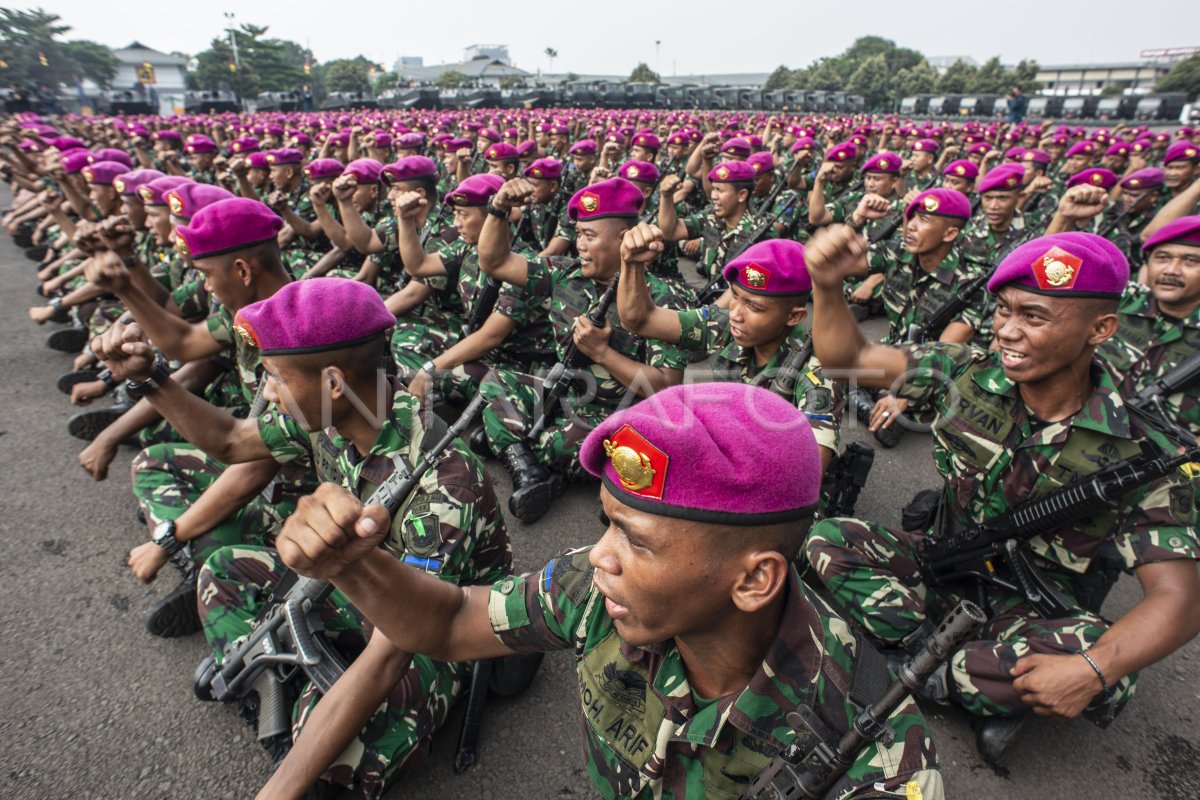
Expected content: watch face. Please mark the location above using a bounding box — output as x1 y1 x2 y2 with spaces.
152 519 174 543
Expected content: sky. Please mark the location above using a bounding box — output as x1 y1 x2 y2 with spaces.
22 0 1200 76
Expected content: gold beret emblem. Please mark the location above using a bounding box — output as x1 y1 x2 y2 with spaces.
174 235 189 256
113 178 126 193
744 265 767 288
265 153 276 164
1188 148 1198 158
486 147 497 159
879 158 890 169
603 439 656 492
954 165 966 176
82 168 94 182
637 136 646 144
716 165 730 180
232 142 242 152
1091 173 1103 185
1006 176 1019 188
451 194 469 207
234 325 258 348
922 196 940 213
579 192 600 213
914 142 924 151
138 185 154 202
168 194 184 215
626 165 639 179
835 150 847 160
531 168 543 178
186 145 196 154
1043 257 1074 287
1129 179 1140 189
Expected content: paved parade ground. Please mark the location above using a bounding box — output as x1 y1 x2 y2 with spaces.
1 231 1198 799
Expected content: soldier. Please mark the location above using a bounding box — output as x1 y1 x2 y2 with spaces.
272 380 944 799
1092 168 1168 269
940 159 979 197
959 163 1032 268
1162 140 1199 202
658 160 766 283
512 157 568 256
803 225 1200 764
183 135 219 184
474 177 688 522
92 277 510 800
482 142 520 180
617 234 842 467
807 142 861 220
1100 216 1200 438
262 148 321 279
565 138 598 196
905 139 940 193
1017 149 1059 231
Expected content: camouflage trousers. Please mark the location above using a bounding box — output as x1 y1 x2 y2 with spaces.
131 444 291 570
135 367 248 450
282 247 324 280
805 517 1136 726
479 367 610 477
390 308 465 380
198 545 469 799
82 296 125 340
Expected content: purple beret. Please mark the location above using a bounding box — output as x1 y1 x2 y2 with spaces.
445 137 472 151
230 137 260 154
61 151 92 173
396 132 425 150
708 161 756 185
604 132 626 146
550 124 570 136
618 160 659 184
89 148 135 169
18 138 41 153
1065 141 1097 159
912 139 939 154
524 158 564 180
788 137 815 154
569 139 598 156
246 152 271 169
444 173 504 207
1120 168 1164 191
824 141 857 162
138 176 192 206
151 130 182 143
1022 149 1051 166
265 124 285 137
567 177 643 221
720 137 752 157
483 142 519 162
516 140 538 158
343 158 383 185
113 168 164 197
861 152 901 174
382 156 438 185
1142 216 1200 252
81 161 130 186
667 131 689 146
978 163 1026 194
967 142 991 157
631 132 661 151
327 132 350 148
745 152 775 177
479 127 502 143
579 383 820 524
234 278 395 357
176 198 283 260
942 159 979 180
265 148 303 166
50 136 86 151
1004 146 1026 162
1164 141 1200 165
184 136 218 155
1105 142 1131 158
988 232 1128 299
166 182 235 221
371 132 394 149
1067 168 1119 189
904 188 972 222
723 239 811 297
303 157 344 180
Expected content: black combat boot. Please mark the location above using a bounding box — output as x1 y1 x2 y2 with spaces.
502 442 562 523
848 388 904 448
46 324 89 353
144 575 201 638
468 427 492 458
67 403 130 441
971 714 1027 766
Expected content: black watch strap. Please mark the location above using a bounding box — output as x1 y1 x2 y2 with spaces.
486 203 510 219
126 357 171 400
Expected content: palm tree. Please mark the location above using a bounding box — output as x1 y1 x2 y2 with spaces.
545 48 558 74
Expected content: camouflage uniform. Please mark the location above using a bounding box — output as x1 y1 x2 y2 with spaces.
873 248 991 346
904 171 937 193
1088 194 1168 271
828 195 905 303
132 302 317 568
805 343 1200 724
480 260 688 477
958 214 1032 268
280 179 321 279
674 305 842 454
199 389 510 798
1099 283 1200 437
680 208 767 283
488 547 943 800
389 229 469 373
1021 187 1062 232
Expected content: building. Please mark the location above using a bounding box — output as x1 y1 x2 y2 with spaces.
74 42 190 115
1036 61 1171 96
395 45 529 88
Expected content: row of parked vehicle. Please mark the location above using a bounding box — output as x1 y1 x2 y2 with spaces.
901 92 1193 121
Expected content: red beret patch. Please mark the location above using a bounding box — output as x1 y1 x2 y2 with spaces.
579 191 601 214
742 263 770 289
1032 246 1083 291
603 424 668 500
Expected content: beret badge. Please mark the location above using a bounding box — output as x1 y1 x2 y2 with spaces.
579 191 600 214
82 167 94 182
922 196 940 213
603 424 667 499
835 151 847 161
879 158 890 169
716 165 730 180
168 194 185 215
265 153 276 164
113 178 126 193
626 165 640 179
174 234 189 256
1129 179 1140 189
138 185 154 202
531 168 543 178
233 323 259 348
743 265 768 288
232 143 242 152
1188 148 1198 158
1006 176 1019 188
954 165 966 176
1032 246 1082 290
451 194 469 207
1090 173 1104 185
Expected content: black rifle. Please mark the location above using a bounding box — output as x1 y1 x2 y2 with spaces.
530 274 620 439
739 601 985 800
193 394 487 746
1131 348 1200 420
905 268 992 344
695 199 798 305
865 209 904 245
917 444 1200 619
463 275 503 335
419 202 450 249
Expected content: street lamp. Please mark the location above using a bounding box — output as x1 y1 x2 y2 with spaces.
225 11 243 110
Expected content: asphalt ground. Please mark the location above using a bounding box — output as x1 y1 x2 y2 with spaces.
1 225 1198 800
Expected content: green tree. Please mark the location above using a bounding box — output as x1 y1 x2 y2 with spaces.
372 70 398 94
544 47 557 73
807 59 845 91
563 71 580 83
628 62 660 83
1157 54 1200 96
192 24 312 99
764 65 793 91
847 54 890 111
0 9 117 88
890 61 939 105
969 56 1007 94
1011 59 1042 93
323 58 370 93
436 70 468 89
938 59 978 94
1100 83 1126 97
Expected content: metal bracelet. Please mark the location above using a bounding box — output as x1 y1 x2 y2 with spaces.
1079 648 1110 693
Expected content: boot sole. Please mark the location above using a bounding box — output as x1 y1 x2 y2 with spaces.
508 473 564 524
67 408 127 441
57 369 101 395
144 582 201 638
46 327 88 353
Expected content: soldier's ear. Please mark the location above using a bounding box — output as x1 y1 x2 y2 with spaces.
730 550 790 614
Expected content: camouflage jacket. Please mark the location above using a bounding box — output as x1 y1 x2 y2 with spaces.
527 258 689 405
904 171 937 194
675 305 842 453
959 214 1032 267
1099 283 1200 437
897 343 1200 576
487 548 943 800
682 208 769 282
280 178 315 250
515 193 569 255
830 193 906 245
872 248 991 346
1020 187 1061 232
1087 194 1168 270
374 210 458 298
257 386 510 585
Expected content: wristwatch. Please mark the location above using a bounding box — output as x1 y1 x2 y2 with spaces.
125 356 171 400
96 368 117 390
151 519 185 556
420 359 437 375
486 202 510 220
48 296 63 311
